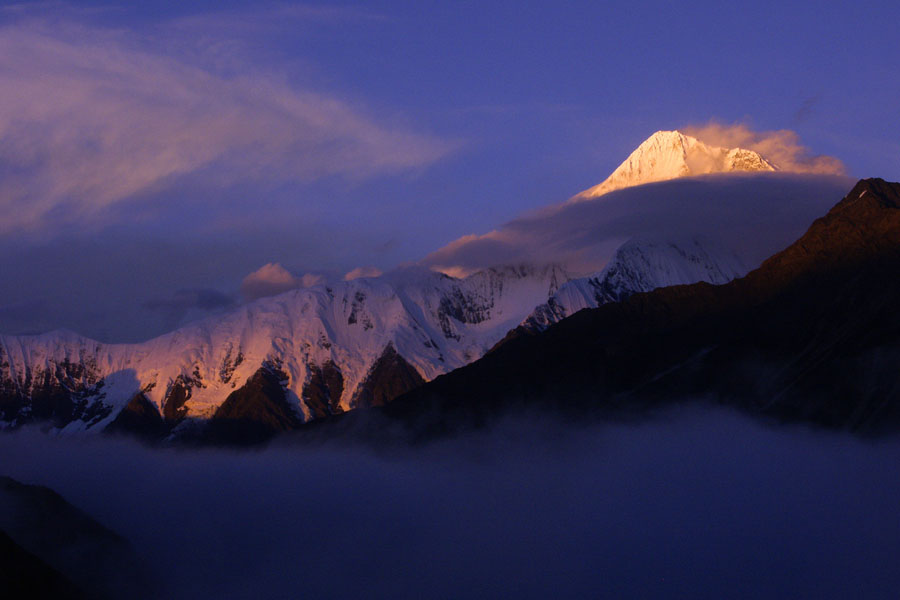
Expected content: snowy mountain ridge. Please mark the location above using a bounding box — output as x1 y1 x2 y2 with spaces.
573 130 776 201
522 237 747 331
0 264 569 433
0 238 743 436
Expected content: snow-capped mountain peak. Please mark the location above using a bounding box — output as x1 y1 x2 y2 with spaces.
573 130 776 201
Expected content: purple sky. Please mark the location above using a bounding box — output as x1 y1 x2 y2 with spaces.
0 1 897 341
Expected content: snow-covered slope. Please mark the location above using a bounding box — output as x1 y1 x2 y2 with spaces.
0 264 571 434
523 237 747 331
573 131 776 201
0 236 748 437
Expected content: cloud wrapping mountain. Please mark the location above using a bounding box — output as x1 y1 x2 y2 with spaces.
423 173 853 277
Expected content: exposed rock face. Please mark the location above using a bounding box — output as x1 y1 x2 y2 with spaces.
162 378 192 424
351 344 426 409
199 347 424 442
207 364 302 444
105 393 166 440
302 361 344 419
0 343 108 428
340 179 900 438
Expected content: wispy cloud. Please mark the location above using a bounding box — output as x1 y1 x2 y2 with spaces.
143 288 237 332
0 7 453 232
343 265 383 281
793 95 821 124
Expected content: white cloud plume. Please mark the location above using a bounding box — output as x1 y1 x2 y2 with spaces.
0 9 453 232
682 122 845 175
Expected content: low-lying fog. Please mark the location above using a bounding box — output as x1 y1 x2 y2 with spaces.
2 407 899 599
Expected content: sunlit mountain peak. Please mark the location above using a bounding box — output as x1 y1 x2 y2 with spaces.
573 130 776 201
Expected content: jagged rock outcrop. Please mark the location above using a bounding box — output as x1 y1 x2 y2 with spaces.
206 364 302 444
301 360 345 419
105 393 167 441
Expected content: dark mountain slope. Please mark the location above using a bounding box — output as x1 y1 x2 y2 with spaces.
320 179 900 439
0 476 151 599
0 530 86 599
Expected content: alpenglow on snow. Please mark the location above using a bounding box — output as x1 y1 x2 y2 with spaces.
0 239 745 436
0 130 769 437
573 130 776 201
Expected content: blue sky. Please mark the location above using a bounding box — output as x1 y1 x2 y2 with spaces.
0 0 897 340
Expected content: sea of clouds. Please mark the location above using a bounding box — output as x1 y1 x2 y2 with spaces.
2 406 898 599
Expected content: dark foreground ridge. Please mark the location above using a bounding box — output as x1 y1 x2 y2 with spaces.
0 530 86 600
0 476 151 599
309 178 900 441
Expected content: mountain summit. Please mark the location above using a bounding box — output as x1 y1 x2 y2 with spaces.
573 130 776 200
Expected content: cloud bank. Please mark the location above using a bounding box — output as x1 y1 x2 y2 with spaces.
0 9 452 232
683 121 845 175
